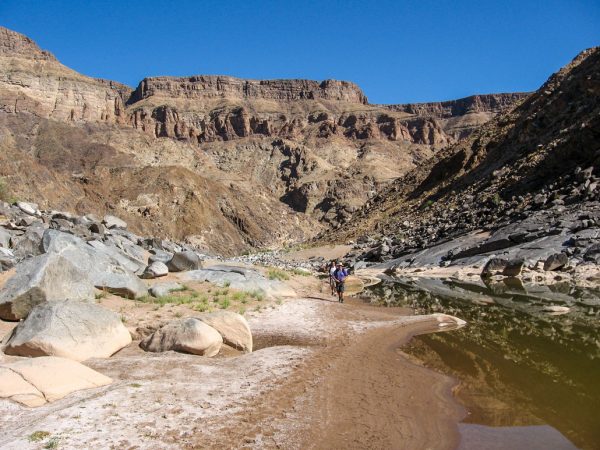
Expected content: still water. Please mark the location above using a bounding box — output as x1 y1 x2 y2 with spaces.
362 277 600 450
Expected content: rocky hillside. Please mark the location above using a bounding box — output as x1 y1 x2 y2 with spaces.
325 47 600 273
0 26 524 254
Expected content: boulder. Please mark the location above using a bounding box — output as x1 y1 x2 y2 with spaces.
0 253 95 320
0 356 112 407
102 215 127 229
149 282 183 298
87 239 146 275
0 227 11 248
167 251 202 272
149 249 174 265
41 230 147 299
481 258 509 277
583 243 600 264
0 247 15 271
182 265 296 298
3 301 132 361
16 201 39 217
503 259 525 277
10 222 45 260
198 311 252 352
140 318 222 356
543 253 569 271
141 261 169 279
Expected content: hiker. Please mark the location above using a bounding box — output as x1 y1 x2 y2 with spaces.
333 262 349 303
328 261 337 296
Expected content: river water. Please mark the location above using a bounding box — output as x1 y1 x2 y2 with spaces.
361 277 600 450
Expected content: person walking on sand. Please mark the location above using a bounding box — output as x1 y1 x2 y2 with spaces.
328 261 337 296
333 262 349 303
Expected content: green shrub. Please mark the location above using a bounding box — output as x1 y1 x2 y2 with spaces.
267 268 289 281
28 431 50 442
219 298 231 309
291 268 310 276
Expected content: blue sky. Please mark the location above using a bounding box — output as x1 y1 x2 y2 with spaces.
1 0 598 103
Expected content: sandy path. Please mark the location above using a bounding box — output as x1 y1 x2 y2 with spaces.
0 281 466 449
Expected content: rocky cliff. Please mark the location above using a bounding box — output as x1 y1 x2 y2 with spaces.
325 47 600 273
0 26 527 254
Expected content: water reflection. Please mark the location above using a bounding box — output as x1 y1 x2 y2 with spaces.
361 277 600 450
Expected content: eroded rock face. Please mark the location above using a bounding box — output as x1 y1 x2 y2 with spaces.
0 356 112 407
198 311 252 353
0 252 95 320
140 318 222 356
3 300 132 361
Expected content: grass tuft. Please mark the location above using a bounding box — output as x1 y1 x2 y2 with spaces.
28 431 50 442
268 268 289 281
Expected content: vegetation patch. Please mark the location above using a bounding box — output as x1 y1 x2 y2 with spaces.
268 268 289 281
28 431 51 442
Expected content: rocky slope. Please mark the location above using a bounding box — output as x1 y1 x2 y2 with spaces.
325 47 600 277
0 26 525 254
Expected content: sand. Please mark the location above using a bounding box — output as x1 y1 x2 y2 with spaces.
0 274 467 449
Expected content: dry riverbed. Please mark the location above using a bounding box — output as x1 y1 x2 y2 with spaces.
0 269 467 449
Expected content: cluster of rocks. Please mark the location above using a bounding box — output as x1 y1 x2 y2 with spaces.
345 165 600 278
231 250 324 272
0 202 262 406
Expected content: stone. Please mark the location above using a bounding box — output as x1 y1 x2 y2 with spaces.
88 222 106 235
141 261 169 279
16 201 39 216
583 243 600 264
0 356 112 407
198 311 252 352
543 253 569 271
0 247 15 271
149 282 184 298
167 250 202 272
481 258 509 277
3 300 132 361
10 222 45 260
502 259 525 277
41 230 148 299
87 239 146 275
148 249 174 265
182 265 296 298
102 214 127 229
543 305 570 313
0 252 95 320
0 227 11 248
140 318 222 356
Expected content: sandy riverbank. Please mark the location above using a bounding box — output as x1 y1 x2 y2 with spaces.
0 270 467 449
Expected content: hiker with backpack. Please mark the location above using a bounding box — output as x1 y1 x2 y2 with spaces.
333 262 349 303
328 261 337 296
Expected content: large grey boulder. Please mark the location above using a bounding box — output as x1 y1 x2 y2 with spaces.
102 215 127 230
87 239 146 275
141 261 169 279
167 251 202 272
0 253 95 320
42 230 147 299
149 249 174 265
198 311 252 352
584 244 600 264
10 222 45 260
3 301 132 361
140 318 222 356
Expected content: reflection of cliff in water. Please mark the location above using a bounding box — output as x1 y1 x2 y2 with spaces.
362 277 600 450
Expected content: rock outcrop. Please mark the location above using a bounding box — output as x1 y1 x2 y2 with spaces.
140 318 223 356
0 25 525 254
326 47 600 277
0 356 112 407
3 301 132 361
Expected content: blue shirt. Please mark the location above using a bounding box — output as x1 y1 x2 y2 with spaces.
334 268 348 282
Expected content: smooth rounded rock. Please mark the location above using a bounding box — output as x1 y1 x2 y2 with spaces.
140 318 222 356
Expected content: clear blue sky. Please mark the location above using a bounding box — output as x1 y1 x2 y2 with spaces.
1 0 598 103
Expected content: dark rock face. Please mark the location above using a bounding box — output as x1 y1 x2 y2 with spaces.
331 47 600 276
544 253 568 271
